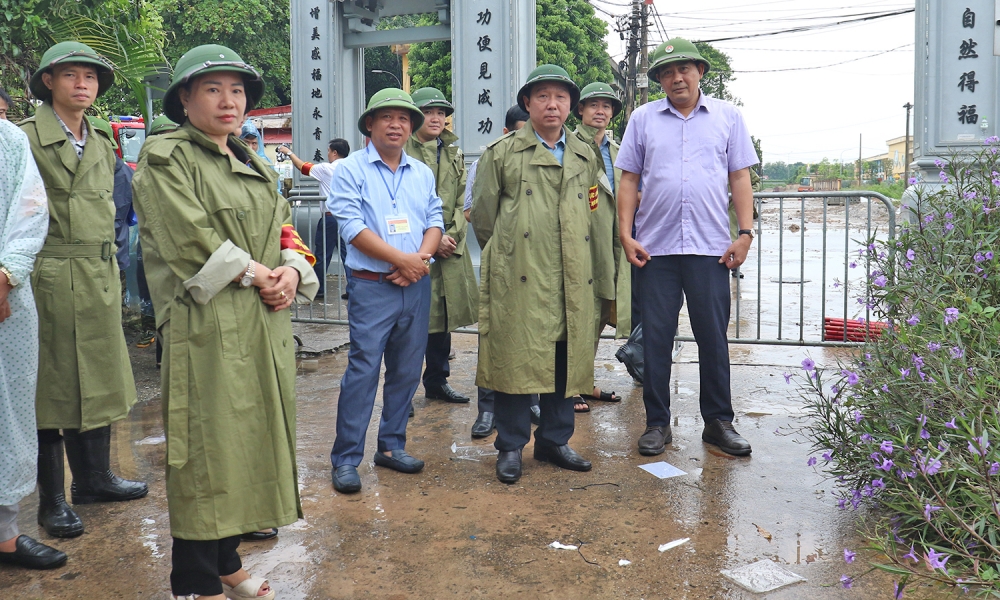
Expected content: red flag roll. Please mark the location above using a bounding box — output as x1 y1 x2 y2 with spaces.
280 225 317 267
822 317 887 342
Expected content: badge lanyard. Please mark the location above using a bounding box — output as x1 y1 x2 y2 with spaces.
376 163 403 213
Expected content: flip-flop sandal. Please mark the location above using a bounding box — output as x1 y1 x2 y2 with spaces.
240 528 278 541
573 397 591 413
582 390 620 403
222 576 275 600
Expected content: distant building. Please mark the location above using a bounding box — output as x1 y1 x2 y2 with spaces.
246 105 291 163
887 135 913 181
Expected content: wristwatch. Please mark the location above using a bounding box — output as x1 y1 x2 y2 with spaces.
240 261 255 288
0 265 16 287
738 229 755 240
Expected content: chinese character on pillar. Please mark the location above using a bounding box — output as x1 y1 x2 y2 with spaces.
476 9 492 25
477 35 492 52
959 104 979 124
311 68 322 81
478 118 493 134
959 39 978 59
312 107 323 120
312 47 322 60
959 71 979 92
314 149 323 162
309 6 319 19
313 127 322 140
478 89 492 106
478 62 492 80
311 88 323 99
962 8 975 28
312 26 320 40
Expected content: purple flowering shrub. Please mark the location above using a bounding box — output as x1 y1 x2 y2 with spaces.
799 147 1000 595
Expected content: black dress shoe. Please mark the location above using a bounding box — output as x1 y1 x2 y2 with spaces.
533 444 592 472
496 449 522 483
529 404 541 425
240 528 278 541
332 465 362 493
471 411 495 438
702 419 752 456
0 536 67 570
373 449 425 474
409 402 415 418
638 425 672 456
425 383 471 403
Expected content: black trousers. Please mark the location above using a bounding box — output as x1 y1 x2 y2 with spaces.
494 342 573 451
639 255 734 427
170 535 242 596
477 387 539 413
423 302 451 388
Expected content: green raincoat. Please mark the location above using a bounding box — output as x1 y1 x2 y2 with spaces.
20 103 137 431
471 122 603 397
132 123 317 539
404 130 478 333
574 124 631 337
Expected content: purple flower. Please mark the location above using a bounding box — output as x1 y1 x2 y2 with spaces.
872 478 885 489
854 410 863 424
924 504 941 520
925 548 950 571
945 307 960 324
988 251 994 260
843 548 856 563
928 341 941 352
879 458 894 472
782 372 791 384
840 574 853 589
969 436 990 457
920 428 930 440
912 354 924 369
918 455 941 475
849 261 857 269
880 440 894 454
909 177 918 185
822 451 833 462
801 358 815 371
837 497 847 509
832 280 841 288
873 274 888 287
901 368 910 379
906 248 915 261
925 213 935 223
860 433 872 442
951 346 965 359
935 159 944 168
918 414 928 426
902 545 919 563
807 456 817 466
881 384 890 393
990 462 999 475
945 418 958 429
894 581 905 599
940 171 950 183
975 252 987 262
846 371 859 386
945 212 954 220
906 314 920 326
830 385 839 395
945 222 955 231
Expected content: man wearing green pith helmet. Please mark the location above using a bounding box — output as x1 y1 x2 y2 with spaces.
19 41 147 545
405 87 478 407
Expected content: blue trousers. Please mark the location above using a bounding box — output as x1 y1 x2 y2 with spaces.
313 215 348 295
494 342 573 451
639 255 734 426
330 275 431 468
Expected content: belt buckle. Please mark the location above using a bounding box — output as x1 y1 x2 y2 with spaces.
101 239 113 261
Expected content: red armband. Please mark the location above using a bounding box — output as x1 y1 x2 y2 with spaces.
300 162 314 176
280 224 317 266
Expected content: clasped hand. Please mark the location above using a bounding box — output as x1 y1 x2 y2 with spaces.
387 252 432 286
259 266 300 311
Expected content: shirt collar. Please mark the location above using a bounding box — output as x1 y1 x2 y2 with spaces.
53 108 88 146
659 90 710 117
534 129 566 150
366 142 409 168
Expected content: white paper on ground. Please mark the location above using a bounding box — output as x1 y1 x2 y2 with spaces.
549 541 579 550
639 461 688 479
618 559 632 566
658 538 690 552
720 559 807 593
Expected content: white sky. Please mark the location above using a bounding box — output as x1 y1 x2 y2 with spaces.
593 0 915 165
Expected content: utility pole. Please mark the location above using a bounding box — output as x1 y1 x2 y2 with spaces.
622 0 640 122
638 1 649 105
858 133 863 188
903 102 913 188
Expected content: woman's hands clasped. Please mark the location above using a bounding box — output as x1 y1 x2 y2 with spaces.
259 266 300 311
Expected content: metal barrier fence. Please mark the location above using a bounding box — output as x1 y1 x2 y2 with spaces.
291 191 897 348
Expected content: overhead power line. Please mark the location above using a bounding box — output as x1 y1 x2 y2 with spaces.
695 8 914 43
731 43 912 72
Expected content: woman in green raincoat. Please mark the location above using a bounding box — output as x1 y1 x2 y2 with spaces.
131 44 317 600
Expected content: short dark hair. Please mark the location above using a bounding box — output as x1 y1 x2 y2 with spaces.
0 86 11 107
328 138 350 157
504 105 529 131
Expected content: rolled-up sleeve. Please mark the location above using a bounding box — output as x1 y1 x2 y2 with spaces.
463 159 478 212
182 239 251 305
328 160 368 244
425 170 444 233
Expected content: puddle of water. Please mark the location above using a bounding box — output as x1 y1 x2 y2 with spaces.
135 435 165 445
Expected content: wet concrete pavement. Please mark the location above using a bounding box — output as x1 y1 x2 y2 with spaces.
4 320 943 600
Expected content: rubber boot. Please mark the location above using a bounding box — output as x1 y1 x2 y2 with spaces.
36 438 84 538
64 426 149 505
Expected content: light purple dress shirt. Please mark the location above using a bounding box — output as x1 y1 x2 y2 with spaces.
615 92 758 257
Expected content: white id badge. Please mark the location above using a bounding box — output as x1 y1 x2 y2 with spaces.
386 215 411 235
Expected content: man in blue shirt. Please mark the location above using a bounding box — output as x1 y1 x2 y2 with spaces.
328 89 444 493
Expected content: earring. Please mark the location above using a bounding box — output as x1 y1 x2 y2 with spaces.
183 108 188 116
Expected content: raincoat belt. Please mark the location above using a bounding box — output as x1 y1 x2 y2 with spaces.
167 300 190 469
37 240 113 259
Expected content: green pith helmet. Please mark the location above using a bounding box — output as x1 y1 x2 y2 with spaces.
574 82 622 118
357 88 424 137
648 38 711 82
29 41 115 102
162 44 264 124
410 87 454 117
87 116 117 149
149 114 179 136
517 64 580 112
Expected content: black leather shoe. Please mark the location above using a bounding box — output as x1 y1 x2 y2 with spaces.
471 411 495 438
425 383 471 403
36 438 84 538
240 528 278 541
638 425 672 456
373 449 425 474
409 402 415 418
496 449 522 483
64 427 148 504
332 465 361 493
702 419 752 456
533 444 592 472
0 536 67 570
529 404 541 425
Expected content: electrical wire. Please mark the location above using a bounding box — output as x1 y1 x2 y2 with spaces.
731 42 911 72
695 8 913 43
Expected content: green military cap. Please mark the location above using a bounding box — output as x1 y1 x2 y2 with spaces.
410 87 454 117
648 38 712 81
357 88 424 137
86 116 117 149
29 41 115 102
162 44 264 124
574 82 622 118
517 64 580 112
149 114 179 136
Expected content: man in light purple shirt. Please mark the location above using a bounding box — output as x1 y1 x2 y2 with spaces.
616 38 758 457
